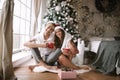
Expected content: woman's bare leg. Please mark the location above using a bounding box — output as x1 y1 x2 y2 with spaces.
58 54 91 70
58 54 80 69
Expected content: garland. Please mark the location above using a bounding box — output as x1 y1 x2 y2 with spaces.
95 0 117 13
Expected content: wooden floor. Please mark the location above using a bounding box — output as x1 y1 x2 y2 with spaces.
14 58 120 80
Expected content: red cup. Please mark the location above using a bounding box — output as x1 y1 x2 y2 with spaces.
48 42 54 48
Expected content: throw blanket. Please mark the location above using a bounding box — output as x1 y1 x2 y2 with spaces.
92 41 120 74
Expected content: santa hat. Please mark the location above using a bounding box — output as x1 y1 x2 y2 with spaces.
46 21 55 25
55 26 64 31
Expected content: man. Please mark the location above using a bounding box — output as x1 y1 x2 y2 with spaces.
24 21 61 70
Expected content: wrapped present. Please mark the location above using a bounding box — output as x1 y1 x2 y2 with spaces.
58 68 77 79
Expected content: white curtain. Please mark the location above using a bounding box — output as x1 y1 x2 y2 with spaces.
0 0 16 80
33 0 41 35
38 0 48 32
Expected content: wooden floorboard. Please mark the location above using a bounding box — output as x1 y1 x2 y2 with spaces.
14 58 120 80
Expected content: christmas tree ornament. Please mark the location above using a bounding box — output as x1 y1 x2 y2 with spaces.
58 17 61 20
55 5 61 11
56 11 59 14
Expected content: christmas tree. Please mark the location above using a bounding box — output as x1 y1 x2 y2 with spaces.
44 0 80 42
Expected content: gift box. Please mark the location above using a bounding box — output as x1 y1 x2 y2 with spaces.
58 69 77 79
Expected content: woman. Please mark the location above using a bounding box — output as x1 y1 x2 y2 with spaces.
54 26 90 70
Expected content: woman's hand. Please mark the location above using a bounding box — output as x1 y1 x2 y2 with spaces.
62 48 74 61
62 48 71 56
24 41 47 48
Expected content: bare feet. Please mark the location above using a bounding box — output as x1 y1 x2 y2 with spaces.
50 66 58 70
38 61 58 70
79 65 91 70
28 60 59 72
28 65 40 71
28 65 36 71
28 65 58 72
44 65 58 70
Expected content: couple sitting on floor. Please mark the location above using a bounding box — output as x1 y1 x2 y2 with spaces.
24 21 91 71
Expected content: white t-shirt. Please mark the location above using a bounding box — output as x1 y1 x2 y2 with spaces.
33 31 55 57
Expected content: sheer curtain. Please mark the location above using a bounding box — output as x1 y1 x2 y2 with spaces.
38 0 48 32
0 0 16 80
33 0 41 35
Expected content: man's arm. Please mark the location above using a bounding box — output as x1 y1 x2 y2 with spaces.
24 38 47 48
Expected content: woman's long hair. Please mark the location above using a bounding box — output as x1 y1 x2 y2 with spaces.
54 29 65 48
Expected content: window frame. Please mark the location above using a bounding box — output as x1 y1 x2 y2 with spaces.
13 0 32 52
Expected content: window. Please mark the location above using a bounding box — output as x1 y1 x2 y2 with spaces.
13 0 32 51
0 0 4 16
0 0 47 52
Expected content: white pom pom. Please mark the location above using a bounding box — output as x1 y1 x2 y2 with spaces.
55 6 61 11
